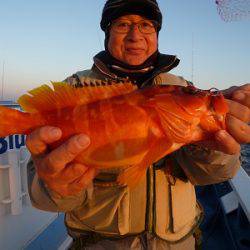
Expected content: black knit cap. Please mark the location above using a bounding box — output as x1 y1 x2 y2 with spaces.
100 0 162 32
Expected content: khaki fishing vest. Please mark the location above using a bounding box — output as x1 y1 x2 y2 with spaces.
65 70 202 243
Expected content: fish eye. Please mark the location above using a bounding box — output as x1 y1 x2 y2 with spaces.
209 88 220 95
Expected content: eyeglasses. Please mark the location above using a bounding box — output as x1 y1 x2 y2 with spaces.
111 20 157 34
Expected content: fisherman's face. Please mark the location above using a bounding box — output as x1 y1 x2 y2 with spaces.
108 15 158 66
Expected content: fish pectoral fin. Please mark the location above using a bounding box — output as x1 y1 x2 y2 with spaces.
154 103 197 143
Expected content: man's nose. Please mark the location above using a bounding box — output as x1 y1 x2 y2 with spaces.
126 25 143 41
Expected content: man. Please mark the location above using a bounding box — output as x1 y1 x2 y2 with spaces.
27 0 250 249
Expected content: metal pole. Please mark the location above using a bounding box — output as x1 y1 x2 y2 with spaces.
1 61 5 100
191 33 194 83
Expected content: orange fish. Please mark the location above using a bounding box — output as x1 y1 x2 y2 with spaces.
0 80 228 187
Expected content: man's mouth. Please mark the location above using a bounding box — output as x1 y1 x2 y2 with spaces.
125 48 144 55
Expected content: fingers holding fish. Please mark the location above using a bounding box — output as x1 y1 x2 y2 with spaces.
225 114 250 144
55 163 90 184
30 133 92 196
70 167 98 193
44 164 98 196
223 83 250 109
224 93 250 145
232 88 250 109
214 130 241 155
226 99 250 123
223 83 250 97
45 134 90 175
220 84 250 154
197 130 241 155
46 171 96 197
26 126 62 155
236 83 250 91
211 112 250 155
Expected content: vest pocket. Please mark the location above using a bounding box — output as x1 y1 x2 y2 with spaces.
170 179 197 233
154 169 171 235
72 177 129 235
69 172 146 236
154 169 200 241
92 172 131 234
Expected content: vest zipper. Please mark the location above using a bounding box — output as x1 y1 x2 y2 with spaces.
146 165 154 233
169 183 174 233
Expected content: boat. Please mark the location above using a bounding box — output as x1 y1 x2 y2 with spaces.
0 101 71 250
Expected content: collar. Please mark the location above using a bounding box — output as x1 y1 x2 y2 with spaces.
92 50 180 85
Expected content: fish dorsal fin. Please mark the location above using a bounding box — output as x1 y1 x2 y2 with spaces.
18 79 137 113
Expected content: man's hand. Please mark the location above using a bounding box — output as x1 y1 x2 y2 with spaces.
26 126 98 196
199 84 250 155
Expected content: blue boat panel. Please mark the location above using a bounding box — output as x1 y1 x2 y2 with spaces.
196 183 250 250
196 185 237 250
25 213 68 250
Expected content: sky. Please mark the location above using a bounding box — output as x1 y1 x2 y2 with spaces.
0 0 249 100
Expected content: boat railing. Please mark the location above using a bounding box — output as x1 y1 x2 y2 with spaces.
0 140 30 215
221 167 250 222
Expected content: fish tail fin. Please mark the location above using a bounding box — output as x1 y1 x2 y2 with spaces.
0 106 41 137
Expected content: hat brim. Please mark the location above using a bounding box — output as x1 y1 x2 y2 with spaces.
101 0 162 31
